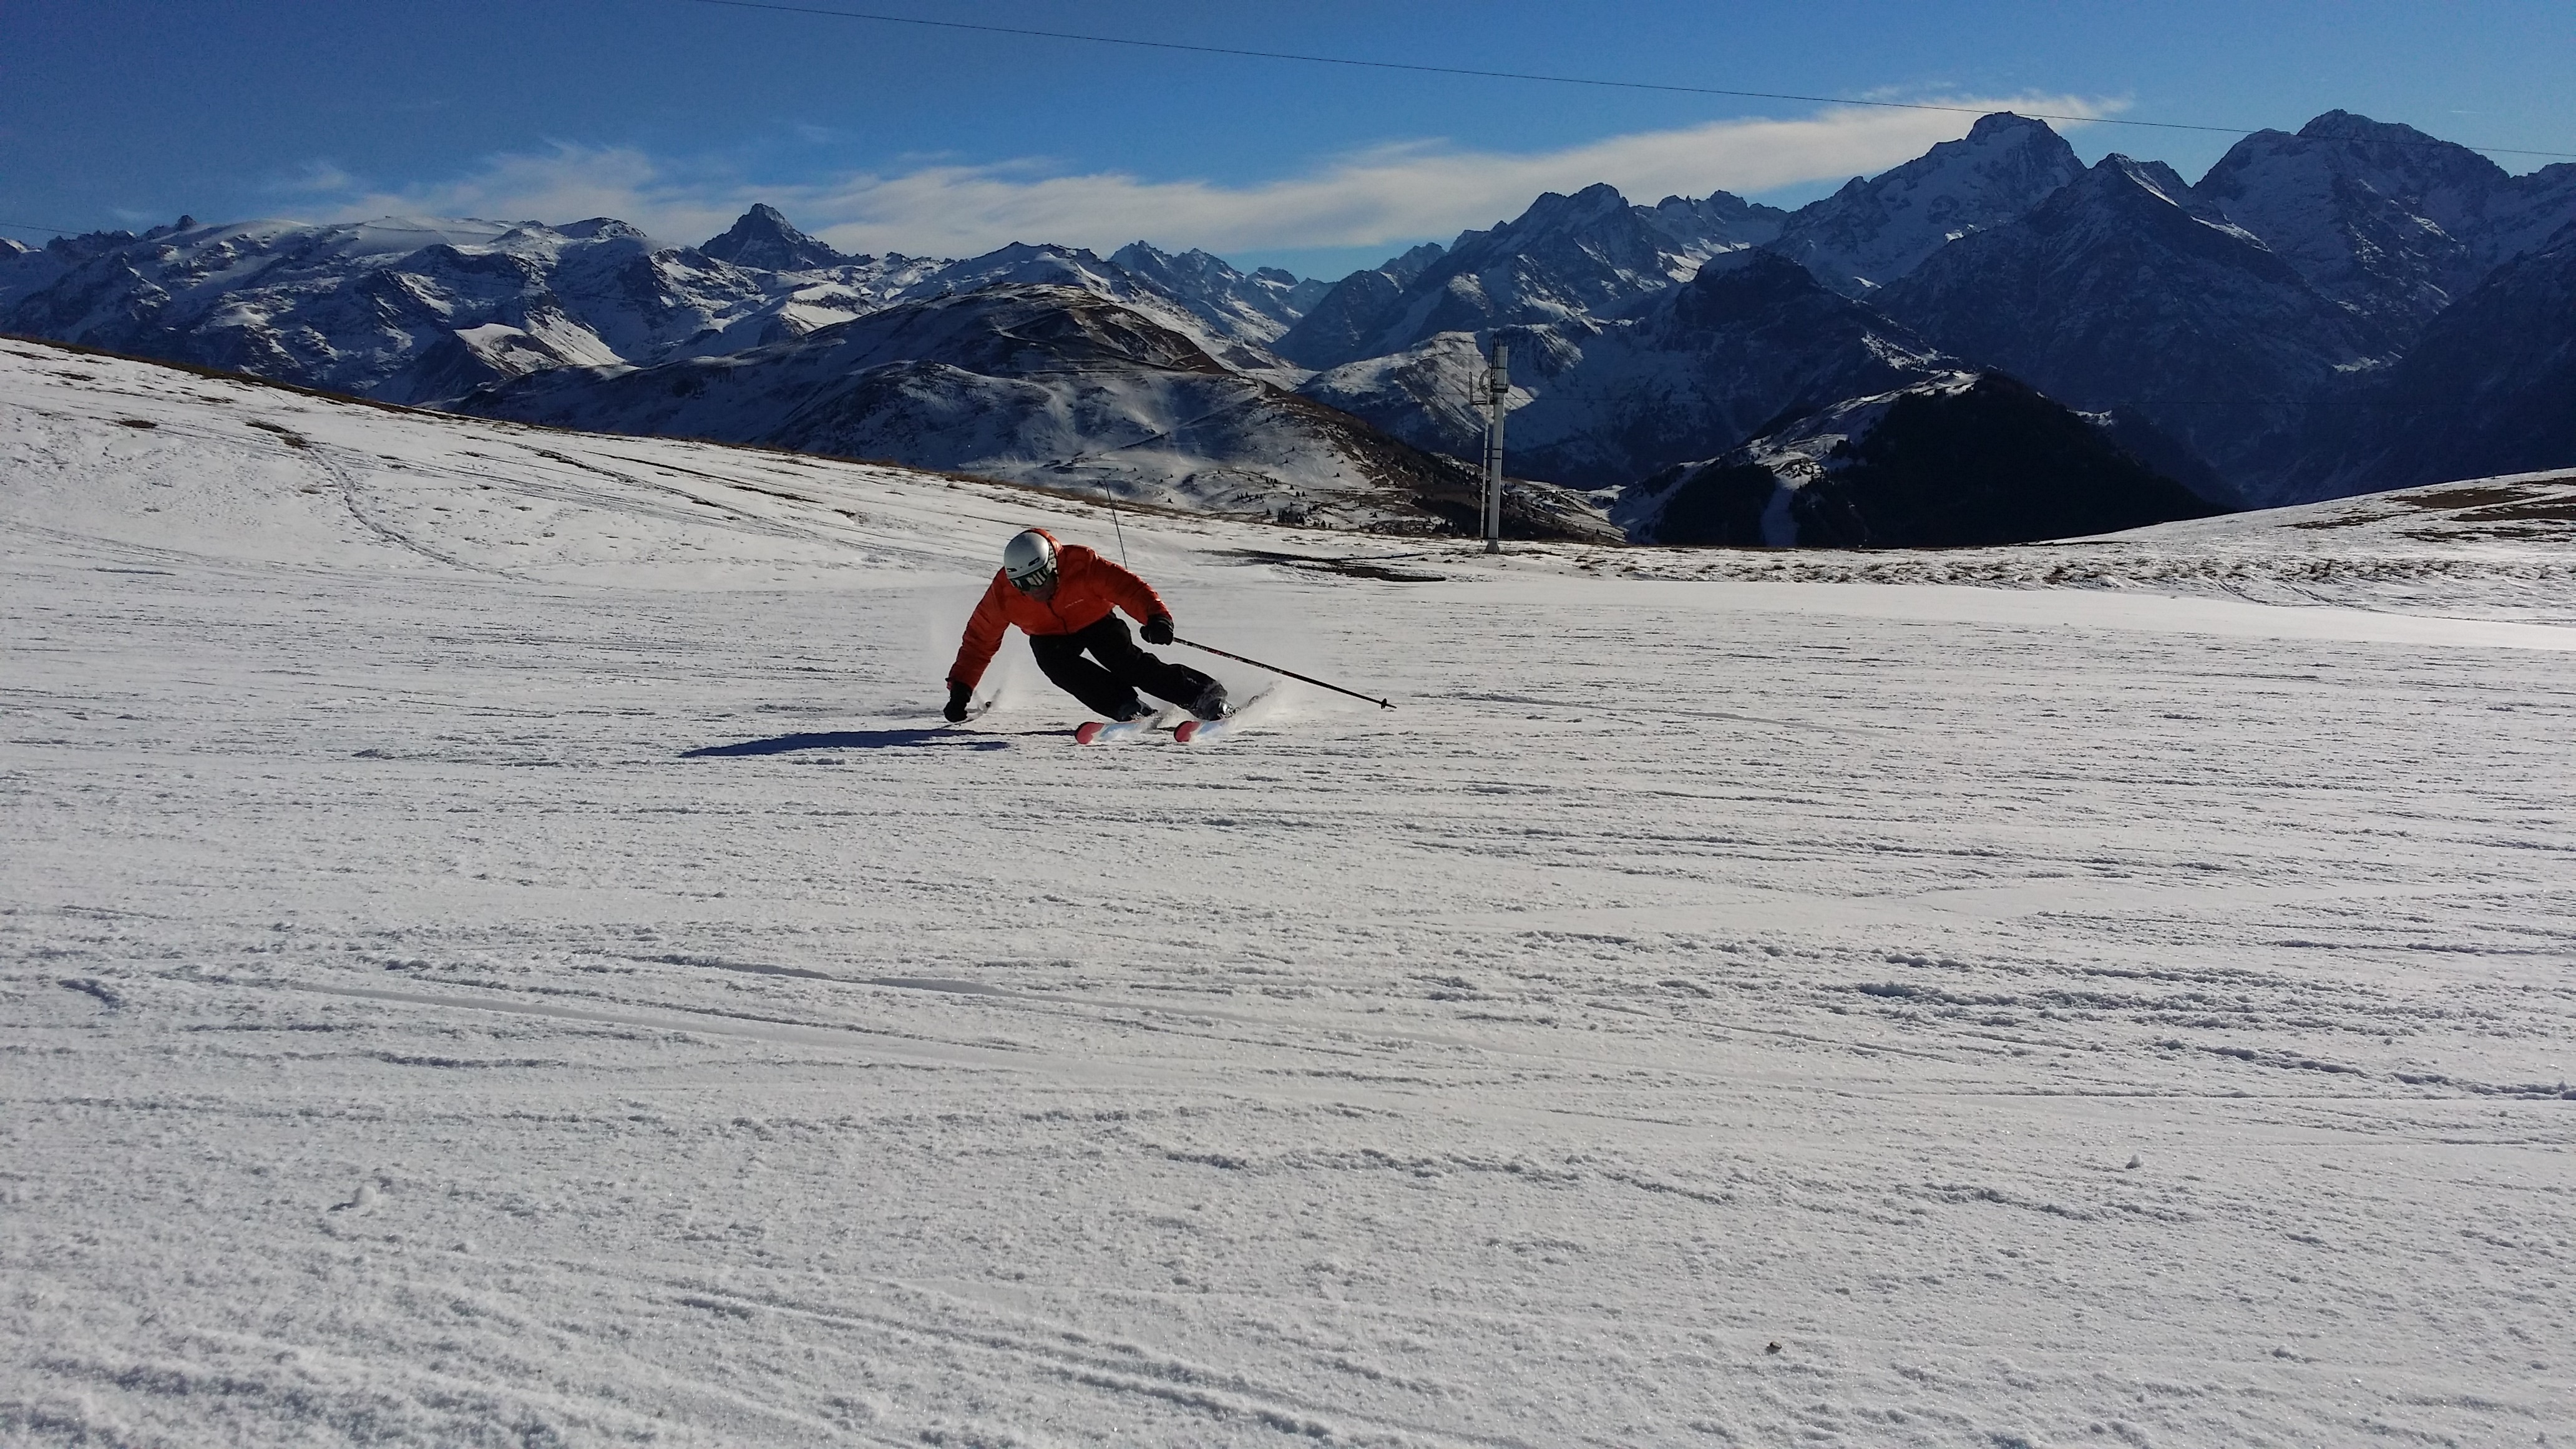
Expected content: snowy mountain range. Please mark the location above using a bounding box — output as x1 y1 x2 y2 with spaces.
1304 250 1953 491
1766 111 2089 297
0 207 1307 404
449 281 1613 539
1871 154 2387 507
2195 111 2576 338
1297 109 2576 517
1271 183 1786 370
6 106 2573 543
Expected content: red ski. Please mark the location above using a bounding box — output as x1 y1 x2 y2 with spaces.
1073 717 1164 746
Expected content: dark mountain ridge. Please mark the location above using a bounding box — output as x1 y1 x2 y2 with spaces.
2293 222 2576 496
1875 154 2388 506
1623 371 2223 547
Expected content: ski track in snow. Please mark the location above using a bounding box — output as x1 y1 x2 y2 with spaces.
4 339 2574 1447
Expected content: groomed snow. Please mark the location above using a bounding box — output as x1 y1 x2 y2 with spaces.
4 339 2572 1447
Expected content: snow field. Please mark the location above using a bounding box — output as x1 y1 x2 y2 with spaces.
4 341 2573 1447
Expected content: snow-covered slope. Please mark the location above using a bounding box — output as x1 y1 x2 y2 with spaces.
9 336 2576 1448
1302 250 1954 490
448 284 1576 534
1878 155 2387 506
2119 465 2576 552
1593 462 2576 625
1769 111 2087 296
1273 183 1787 369
0 336 1001 583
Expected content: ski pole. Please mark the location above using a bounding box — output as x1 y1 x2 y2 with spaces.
1173 637 1395 710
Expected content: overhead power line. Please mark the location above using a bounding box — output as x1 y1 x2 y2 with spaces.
0 218 89 238
688 0 2576 162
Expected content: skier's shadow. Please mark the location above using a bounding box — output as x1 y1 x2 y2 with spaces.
682 728 1009 758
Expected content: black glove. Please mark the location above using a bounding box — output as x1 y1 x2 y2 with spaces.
1142 613 1175 646
943 681 972 723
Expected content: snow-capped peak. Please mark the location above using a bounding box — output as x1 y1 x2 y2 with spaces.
1110 241 1329 340
1769 111 2086 295
2100 156 2194 210
698 203 847 272
2194 110 2568 334
2298 109 2469 150
1273 183 1785 368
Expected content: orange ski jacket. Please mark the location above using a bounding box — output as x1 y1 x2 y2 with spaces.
946 535 1171 690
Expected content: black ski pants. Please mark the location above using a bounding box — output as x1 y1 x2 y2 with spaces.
1030 615 1216 720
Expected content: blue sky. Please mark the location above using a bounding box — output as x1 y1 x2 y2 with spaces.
6 0 2572 278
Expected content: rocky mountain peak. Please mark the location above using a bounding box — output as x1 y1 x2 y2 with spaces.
2094 155 2201 210
1105 240 1325 347
2027 155 2245 240
967 241 1092 270
1770 111 2085 295
1965 112 2049 142
1671 248 1832 321
1380 242 1447 286
2297 110 2449 149
1506 182 1632 234
700 203 846 271
1110 241 1236 286
553 217 650 243
2203 112 2508 213
2196 112 2517 335
1275 182 1781 369
1434 183 1637 268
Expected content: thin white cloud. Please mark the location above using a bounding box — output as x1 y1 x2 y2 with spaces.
270 160 358 195
327 97 2113 260
339 144 677 229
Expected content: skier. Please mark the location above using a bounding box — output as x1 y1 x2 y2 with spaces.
944 529 1228 724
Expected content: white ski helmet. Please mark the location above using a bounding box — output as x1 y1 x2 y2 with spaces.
1002 529 1058 590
